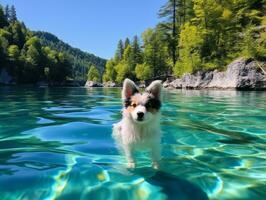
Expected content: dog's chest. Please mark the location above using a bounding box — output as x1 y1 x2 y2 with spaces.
122 121 160 143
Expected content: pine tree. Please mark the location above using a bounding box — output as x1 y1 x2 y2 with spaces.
142 28 169 78
4 5 9 22
159 0 178 68
0 5 8 28
124 37 130 49
10 5 17 22
132 35 143 65
114 39 124 63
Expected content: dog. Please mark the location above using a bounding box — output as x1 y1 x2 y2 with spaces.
112 78 162 169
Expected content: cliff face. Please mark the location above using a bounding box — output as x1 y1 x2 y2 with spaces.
163 58 266 90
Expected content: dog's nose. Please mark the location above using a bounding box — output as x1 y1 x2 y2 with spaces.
137 112 144 119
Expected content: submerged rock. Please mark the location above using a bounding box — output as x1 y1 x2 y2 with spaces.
164 58 266 90
85 81 103 87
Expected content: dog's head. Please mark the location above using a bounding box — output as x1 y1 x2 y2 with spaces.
122 78 162 124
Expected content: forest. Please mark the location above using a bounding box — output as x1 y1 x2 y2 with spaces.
102 0 266 83
0 4 106 84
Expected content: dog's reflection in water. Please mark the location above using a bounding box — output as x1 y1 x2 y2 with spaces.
134 168 208 200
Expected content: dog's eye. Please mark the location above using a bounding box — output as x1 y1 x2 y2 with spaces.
145 102 152 108
131 103 137 108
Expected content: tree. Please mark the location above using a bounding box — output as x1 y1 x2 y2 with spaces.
132 35 143 65
114 39 124 63
7 44 19 61
9 5 17 23
115 61 130 83
4 5 9 22
159 0 194 69
0 5 8 28
242 26 266 60
87 65 100 82
142 28 169 77
159 0 177 68
102 59 116 82
124 37 130 49
10 22 26 48
135 63 152 81
174 23 203 76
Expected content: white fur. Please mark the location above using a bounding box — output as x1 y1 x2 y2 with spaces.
112 79 162 169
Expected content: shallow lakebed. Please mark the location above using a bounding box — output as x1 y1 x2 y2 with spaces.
0 87 265 200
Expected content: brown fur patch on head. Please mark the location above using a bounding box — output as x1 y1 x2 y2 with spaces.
125 93 141 113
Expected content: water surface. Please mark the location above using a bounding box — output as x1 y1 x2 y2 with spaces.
0 87 265 200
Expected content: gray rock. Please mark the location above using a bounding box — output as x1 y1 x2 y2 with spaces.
164 58 266 90
138 82 146 88
102 81 121 87
169 79 183 89
85 80 103 87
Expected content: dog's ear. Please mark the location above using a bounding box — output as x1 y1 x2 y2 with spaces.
122 78 139 100
146 80 162 101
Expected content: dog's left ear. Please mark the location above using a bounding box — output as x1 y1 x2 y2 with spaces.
146 80 162 101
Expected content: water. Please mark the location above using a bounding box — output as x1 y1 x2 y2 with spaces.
0 87 265 200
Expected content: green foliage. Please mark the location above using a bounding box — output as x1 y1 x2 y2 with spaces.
174 23 203 76
135 63 152 81
0 5 8 28
124 38 130 50
87 65 100 82
34 31 106 80
114 39 124 63
242 26 266 60
115 61 131 83
142 28 169 77
107 0 265 81
7 44 19 61
0 3 105 84
9 5 17 22
102 59 116 82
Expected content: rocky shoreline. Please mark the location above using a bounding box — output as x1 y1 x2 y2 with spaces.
2 58 265 90
85 58 266 91
163 58 266 90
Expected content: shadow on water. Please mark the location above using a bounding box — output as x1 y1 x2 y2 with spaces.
134 168 208 200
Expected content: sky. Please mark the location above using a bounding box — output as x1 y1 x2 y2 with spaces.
0 0 167 59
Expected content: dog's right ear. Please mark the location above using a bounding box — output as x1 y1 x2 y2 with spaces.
122 78 139 100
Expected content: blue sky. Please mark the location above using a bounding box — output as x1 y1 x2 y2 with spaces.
0 0 166 59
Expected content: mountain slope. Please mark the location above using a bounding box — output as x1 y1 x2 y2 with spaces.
34 31 106 78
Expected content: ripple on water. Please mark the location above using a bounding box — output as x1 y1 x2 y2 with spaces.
53 108 115 123
36 117 55 125
22 122 117 155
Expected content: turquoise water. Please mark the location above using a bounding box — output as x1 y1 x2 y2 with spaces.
0 87 266 200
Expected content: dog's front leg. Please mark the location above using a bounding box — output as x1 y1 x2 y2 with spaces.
124 145 136 168
151 142 161 169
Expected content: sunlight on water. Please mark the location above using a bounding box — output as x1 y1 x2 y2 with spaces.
0 87 265 200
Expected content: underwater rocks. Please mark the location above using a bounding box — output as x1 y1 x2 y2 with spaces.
164 58 266 90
